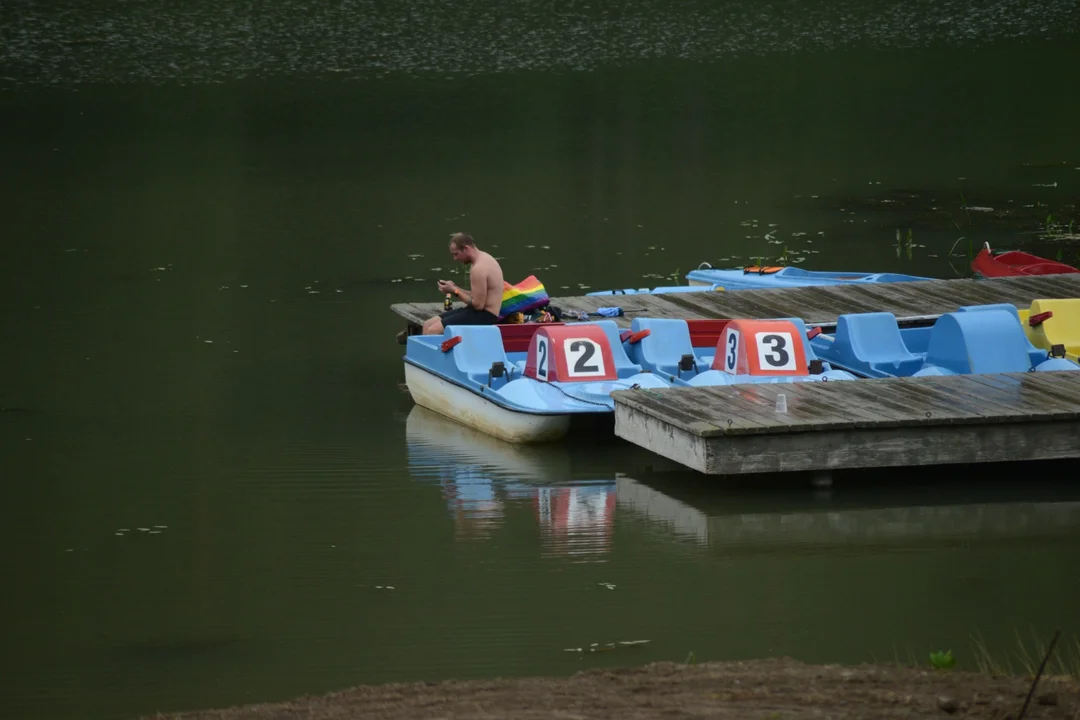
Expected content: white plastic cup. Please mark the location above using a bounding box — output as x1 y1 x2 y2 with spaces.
775 393 788 413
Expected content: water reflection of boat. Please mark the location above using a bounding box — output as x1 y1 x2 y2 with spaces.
405 406 616 555
616 471 1080 548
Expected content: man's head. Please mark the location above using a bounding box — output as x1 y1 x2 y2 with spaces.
449 232 477 264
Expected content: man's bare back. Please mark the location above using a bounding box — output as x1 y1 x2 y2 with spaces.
467 250 504 317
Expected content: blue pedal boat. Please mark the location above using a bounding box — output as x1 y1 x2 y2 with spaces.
619 317 857 386
807 303 1080 379
587 284 725 296
588 264 933 296
403 320 671 443
684 264 933 290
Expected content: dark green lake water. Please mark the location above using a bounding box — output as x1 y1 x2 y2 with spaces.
3 1 1080 718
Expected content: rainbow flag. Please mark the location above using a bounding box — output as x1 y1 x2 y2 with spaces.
499 275 549 319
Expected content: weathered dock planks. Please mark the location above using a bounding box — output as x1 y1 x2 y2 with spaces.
390 274 1080 329
611 372 1080 474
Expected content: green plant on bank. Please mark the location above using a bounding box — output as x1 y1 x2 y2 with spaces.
929 649 956 670
886 630 1080 679
895 228 914 260
1045 213 1078 240
947 234 974 264
667 267 682 285
684 650 697 665
945 193 977 271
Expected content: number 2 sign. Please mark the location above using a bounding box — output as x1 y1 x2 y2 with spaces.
713 320 808 376
535 335 550 380
525 326 617 383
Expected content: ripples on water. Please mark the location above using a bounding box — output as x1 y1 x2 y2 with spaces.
1 0 1078 86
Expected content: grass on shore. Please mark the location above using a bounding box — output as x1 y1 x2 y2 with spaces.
888 630 1080 679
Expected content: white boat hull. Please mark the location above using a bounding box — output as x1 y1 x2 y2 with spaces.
403 363 572 444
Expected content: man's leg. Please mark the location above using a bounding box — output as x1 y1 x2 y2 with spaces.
422 316 445 335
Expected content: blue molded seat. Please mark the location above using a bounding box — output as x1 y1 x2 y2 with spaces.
832 312 924 377
627 317 695 378
590 320 644 379
444 325 514 386
956 302 1022 323
921 310 1033 375
957 303 1048 367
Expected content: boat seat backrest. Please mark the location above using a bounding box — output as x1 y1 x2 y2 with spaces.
956 303 1023 324
924 310 1032 374
445 325 513 383
957 302 1046 365
590 320 644 378
628 317 693 375
1029 299 1080 353
835 312 920 366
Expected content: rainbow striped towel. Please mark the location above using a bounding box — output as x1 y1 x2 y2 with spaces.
499 275 549 319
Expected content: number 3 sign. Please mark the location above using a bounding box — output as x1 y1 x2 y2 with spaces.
716 320 808 376
525 326 617 383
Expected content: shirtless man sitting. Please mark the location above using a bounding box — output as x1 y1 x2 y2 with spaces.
422 233 505 335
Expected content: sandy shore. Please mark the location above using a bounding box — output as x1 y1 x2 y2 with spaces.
145 658 1079 719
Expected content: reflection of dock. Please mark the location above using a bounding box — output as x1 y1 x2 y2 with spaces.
616 474 1080 547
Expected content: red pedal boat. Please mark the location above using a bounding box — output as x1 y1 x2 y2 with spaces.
972 243 1080 278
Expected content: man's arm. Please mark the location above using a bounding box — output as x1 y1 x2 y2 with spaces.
467 264 488 310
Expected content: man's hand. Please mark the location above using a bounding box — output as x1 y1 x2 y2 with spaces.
437 279 457 294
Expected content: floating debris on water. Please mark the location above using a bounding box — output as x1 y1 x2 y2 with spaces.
599 582 615 590
0 1 1075 87
564 639 650 653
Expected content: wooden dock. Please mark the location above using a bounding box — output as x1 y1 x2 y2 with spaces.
391 274 1080 329
611 372 1080 475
